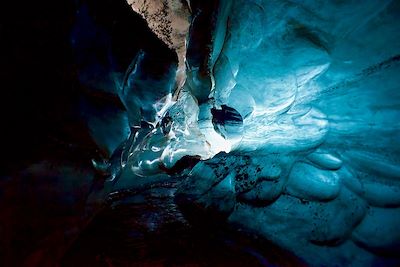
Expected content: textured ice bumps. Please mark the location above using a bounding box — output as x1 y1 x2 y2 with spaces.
176 0 400 266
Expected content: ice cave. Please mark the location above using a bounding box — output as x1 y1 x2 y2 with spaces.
2 0 400 266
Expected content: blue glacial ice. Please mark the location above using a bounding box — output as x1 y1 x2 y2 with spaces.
88 0 400 266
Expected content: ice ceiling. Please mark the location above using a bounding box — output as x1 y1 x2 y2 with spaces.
83 0 400 266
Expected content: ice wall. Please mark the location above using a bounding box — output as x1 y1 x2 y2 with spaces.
99 0 400 266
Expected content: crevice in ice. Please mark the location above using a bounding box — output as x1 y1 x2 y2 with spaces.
211 105 243 140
